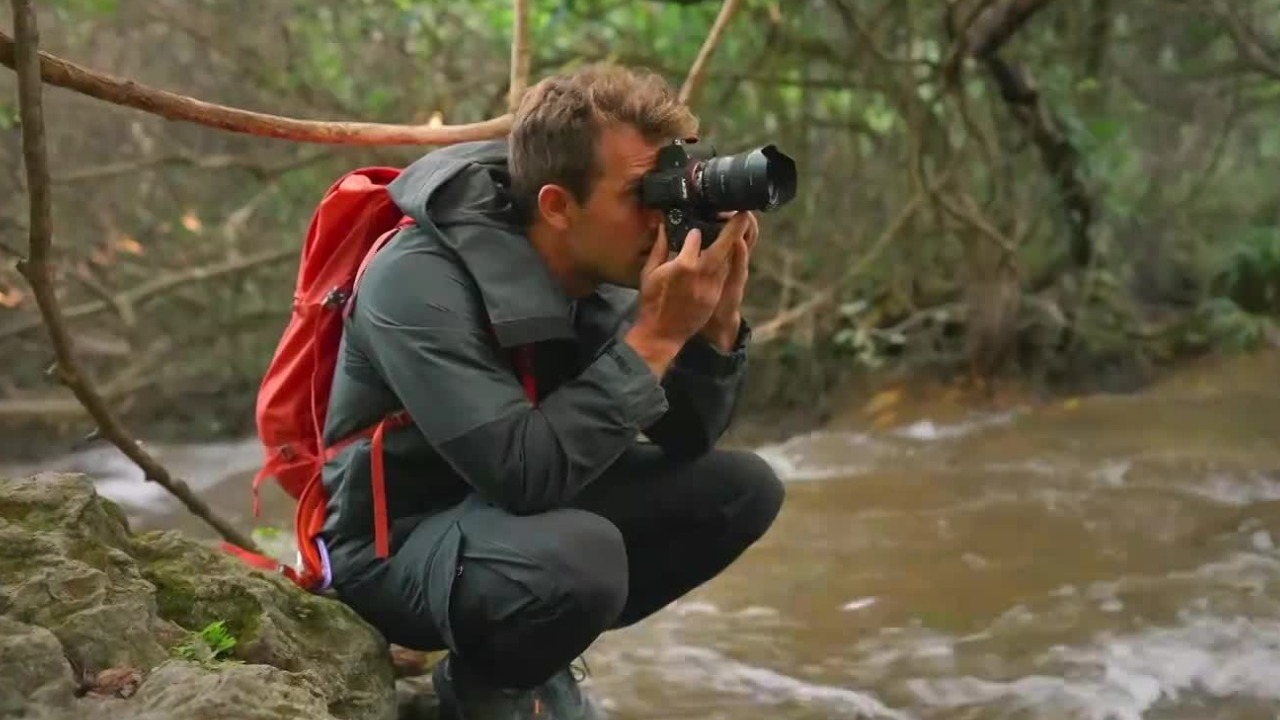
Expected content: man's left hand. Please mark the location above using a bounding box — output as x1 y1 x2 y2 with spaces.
699 211 758 352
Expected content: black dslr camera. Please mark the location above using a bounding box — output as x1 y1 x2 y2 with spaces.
639 138 797 251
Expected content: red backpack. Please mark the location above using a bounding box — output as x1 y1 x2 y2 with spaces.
222 165 537 592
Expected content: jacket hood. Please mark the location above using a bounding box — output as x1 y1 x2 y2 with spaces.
385 140 581 347
387 139 515 228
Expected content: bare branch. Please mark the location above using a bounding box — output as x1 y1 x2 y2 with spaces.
680 0 744 106
940 0 999 85
939 0 1093 272
56 149 333 184
966 0 1056 58
7 0 258 552
0 338 172 420
752 193 927 345
508 0 531 111
0 246 297 341
985 59 1093 269
934 189 1018 258
0 28 512 146
941 0 1056 85
1212 1 1280 80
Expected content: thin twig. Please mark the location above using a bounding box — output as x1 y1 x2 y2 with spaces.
753 193 927 345
680 0 744 106
0 28 512 146
8 0 258 553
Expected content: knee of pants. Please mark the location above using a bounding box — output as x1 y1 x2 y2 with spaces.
449 510 628 686
716 449 786 542
535 509 630 626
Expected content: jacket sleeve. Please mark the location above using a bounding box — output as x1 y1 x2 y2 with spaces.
350 248 670 515
641 319 751 459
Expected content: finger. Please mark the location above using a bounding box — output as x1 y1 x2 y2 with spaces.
726 236 749 281
742 212 759 252
709 240 740 287
702 214 745 269
643 224 669 277
733 235 750 271
677 227 703 266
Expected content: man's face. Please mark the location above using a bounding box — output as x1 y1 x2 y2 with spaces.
566 124 665 289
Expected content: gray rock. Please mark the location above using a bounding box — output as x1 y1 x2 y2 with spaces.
0 473 435 720
0 616 78 717
80 661 340 720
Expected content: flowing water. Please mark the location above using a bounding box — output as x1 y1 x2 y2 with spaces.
5 351 1280 720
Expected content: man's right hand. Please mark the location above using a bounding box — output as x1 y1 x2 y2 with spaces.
624 214 754 379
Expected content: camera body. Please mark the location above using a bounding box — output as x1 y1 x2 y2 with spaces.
639 138 797 252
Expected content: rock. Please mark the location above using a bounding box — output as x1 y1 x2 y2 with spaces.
80 662 340 720
0 616 79 716
0 473 439 720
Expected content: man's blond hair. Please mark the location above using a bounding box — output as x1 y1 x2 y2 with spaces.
509 63 699 217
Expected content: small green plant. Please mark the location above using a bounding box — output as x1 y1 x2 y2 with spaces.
173 620 239 665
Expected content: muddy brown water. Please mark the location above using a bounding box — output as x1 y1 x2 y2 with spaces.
6 351 1280 720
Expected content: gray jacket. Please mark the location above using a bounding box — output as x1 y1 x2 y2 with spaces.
320 140 751 542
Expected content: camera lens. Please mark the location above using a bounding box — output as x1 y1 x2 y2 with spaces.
696 144 797 211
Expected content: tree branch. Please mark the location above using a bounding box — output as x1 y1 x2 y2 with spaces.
941 0 1055 86
964 0 1056 59
0 28 512 146
507 0 531 111
752 193 927 345
1212 0 1280 80
680 0 744 106
0 246 297 341
985 57 1093 269
0 338 172 420
7 0 258 553
56 148 333 184
941 0 1093 271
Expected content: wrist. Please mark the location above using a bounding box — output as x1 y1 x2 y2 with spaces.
700 311 742 353
624 322 683 379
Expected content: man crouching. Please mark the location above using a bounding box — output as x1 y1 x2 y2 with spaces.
317 63 785 719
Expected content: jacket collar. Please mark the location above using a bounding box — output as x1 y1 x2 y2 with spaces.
387 140 580 348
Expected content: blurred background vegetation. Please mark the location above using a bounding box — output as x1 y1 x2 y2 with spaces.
2 0 1278 460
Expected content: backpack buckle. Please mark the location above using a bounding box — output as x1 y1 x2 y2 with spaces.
322 287 350 310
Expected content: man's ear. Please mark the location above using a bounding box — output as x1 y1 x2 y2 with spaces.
536 184 576 232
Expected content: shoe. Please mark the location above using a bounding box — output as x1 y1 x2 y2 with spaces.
432 654 602 719
538 660 602 719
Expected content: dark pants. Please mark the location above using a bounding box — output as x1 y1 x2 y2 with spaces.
327 444 785 689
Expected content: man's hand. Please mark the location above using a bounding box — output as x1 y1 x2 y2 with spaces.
699 211 758 352
624 218 740 378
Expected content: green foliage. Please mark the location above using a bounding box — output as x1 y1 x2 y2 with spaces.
1212 226 1280 315
8 0 1280 445
173 620 239 666
1178 298 1275 353
46 0 117 16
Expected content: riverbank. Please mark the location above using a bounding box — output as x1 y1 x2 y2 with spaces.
5 347 1278 720
3 345 1270 478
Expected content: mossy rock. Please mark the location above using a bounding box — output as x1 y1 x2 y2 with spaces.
0 473 432 720
132 529 396 719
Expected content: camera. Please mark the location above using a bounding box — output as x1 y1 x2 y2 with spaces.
639 138 797 251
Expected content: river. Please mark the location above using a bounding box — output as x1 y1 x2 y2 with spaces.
5 350 1280 720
